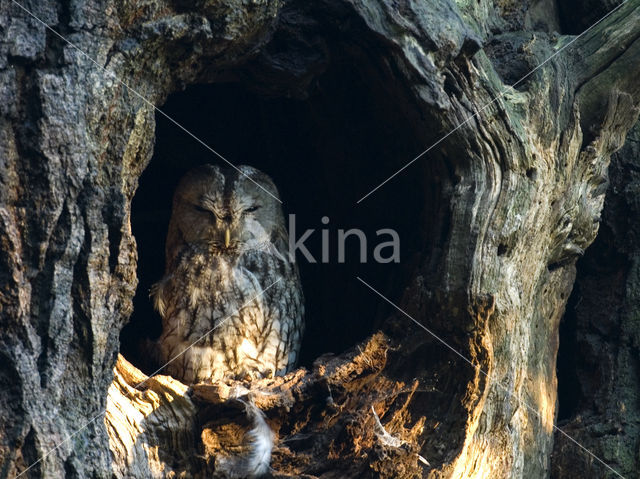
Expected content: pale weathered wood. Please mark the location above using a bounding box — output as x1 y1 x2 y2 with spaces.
106 333 429 478
105 355 199 478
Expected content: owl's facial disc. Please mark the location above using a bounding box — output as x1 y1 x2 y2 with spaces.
186 199 266 253
172 164 284 255
224 201 268 250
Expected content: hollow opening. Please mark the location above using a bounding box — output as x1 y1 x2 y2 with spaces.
121 49 437 370
556 222 627 422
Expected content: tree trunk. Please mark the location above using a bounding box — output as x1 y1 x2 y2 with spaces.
552 120 640 478
1 0 639 478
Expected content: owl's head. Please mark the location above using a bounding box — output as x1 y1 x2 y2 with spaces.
166 164 285 259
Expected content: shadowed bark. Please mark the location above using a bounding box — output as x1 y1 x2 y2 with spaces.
552 121 640 478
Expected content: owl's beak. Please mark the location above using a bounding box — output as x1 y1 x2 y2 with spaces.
224 228 231 249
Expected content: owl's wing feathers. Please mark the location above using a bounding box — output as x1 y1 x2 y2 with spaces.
150 278 168 318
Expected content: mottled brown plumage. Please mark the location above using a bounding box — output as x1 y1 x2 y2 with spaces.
152 164 304 384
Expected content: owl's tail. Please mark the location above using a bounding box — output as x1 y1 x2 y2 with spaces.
216 398 275 478
243 400 275 477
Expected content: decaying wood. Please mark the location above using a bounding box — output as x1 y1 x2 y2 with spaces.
106 354 200 478
106 333 430 478
550 121 640 478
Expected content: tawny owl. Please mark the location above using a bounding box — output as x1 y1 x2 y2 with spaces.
151 164 304 384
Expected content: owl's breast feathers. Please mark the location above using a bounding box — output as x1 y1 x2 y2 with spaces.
153 242 304 384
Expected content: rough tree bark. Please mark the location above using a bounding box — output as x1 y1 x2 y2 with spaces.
552 121 640 478
0 0 639 478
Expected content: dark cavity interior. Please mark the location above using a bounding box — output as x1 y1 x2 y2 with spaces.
121 53 434 370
